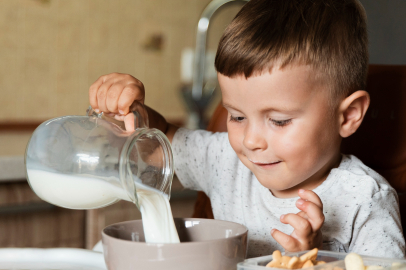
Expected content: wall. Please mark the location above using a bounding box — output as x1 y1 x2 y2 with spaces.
360 0 406 65
2 0 404 157
0 0 244 155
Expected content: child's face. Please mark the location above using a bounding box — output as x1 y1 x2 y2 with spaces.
218 65 342 198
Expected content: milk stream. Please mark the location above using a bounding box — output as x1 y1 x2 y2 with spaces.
27 169 180 244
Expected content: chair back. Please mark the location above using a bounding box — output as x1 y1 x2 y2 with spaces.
341 65 406 231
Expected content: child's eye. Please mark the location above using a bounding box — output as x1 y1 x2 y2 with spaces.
271 119 292 127
229 115 245 123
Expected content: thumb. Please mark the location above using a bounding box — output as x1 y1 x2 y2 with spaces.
124 113 135 132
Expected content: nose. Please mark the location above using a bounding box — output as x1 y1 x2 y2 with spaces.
243 122 268 151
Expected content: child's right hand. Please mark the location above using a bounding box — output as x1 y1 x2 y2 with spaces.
89 73 177 140
89 73 145 131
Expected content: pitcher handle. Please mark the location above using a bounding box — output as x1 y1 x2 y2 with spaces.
86 101 149 130
130 101 149 129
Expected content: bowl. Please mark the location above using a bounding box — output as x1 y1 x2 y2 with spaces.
102 218 248 270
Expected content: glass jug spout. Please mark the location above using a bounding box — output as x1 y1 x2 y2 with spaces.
120 127 174 209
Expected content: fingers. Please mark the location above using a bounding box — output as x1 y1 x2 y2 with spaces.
296 210 308 219
273 190 325 252
89 75 106 111
271 229 300 252
105 83 124 113
298 189 323 209
97 80 115 113
124 113 135 132
118 86 138 115
296 190 325 231
280 213 312 238
88 73 144 115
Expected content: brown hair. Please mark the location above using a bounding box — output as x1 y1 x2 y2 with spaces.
215 0 368 99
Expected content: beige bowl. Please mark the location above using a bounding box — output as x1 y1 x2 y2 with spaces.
102 218 248 270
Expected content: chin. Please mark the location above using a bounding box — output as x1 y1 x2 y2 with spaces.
254 174 292 190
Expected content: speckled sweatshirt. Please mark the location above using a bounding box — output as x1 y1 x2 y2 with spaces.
172 128 405 259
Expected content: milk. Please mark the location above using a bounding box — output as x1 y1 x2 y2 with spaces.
136 185 180 243
27 169 180 243
27 170 130 208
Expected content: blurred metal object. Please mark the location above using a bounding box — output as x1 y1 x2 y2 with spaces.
192 0 249 101
184 0 248 129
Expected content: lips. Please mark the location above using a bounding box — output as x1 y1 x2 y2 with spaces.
248 158 282 166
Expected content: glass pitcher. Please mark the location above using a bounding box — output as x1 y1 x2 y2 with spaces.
25 102 173 210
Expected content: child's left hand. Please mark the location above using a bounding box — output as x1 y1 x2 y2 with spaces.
271 189 324 252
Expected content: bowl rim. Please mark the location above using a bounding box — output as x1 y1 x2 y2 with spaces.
101 217 249 246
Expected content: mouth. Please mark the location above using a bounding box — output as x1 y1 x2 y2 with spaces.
248 158 282 167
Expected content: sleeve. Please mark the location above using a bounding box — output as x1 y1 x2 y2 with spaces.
349 190 405 258
171 128 229 195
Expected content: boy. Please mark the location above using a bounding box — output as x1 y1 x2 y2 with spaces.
89 0 405 258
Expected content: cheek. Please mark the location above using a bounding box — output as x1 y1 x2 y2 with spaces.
274 131 309 159
227 123 244 154
277 116 337 168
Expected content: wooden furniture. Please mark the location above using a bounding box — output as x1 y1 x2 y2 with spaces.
0 177 194 249
0 180 148 249
0 181 86 248
192 64 406 234
341 65 406 230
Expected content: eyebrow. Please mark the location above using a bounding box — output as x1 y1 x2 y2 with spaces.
222 102 301 114
222 103 241 112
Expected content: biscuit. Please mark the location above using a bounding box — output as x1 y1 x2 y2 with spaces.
299 248 318 262
266 249 324 269
302 260 314 268
345 253 365 270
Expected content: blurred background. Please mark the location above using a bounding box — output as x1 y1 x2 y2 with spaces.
0 0 405 249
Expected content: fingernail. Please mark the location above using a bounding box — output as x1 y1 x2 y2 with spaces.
119 110 124 115
299 189 305 194
271 229 275 234
94 109 100 113
297 199 304 205
280 214 285 220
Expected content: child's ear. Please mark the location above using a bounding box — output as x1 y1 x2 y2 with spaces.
338 90 370 138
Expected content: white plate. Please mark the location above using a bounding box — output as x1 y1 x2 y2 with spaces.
0 248 107 270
